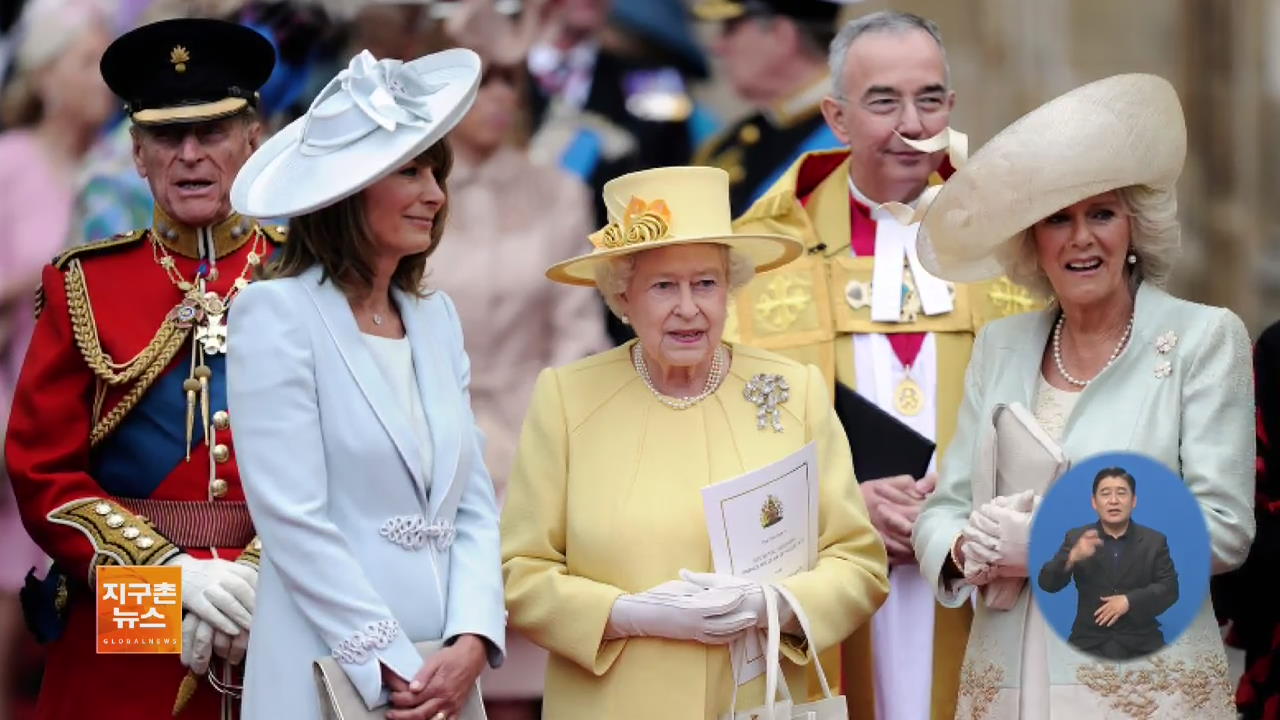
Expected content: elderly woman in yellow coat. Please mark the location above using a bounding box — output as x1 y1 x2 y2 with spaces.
500 165 890 719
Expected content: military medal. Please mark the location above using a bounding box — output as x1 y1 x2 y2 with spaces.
151 226 264 459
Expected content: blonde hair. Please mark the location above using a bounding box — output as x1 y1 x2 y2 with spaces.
1 0 107 127
998 185 1180 298
593 245 756 320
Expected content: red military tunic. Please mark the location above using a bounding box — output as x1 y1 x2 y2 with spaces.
5 208 284 719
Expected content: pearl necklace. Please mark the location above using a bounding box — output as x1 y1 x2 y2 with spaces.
1052 312 1133 388
632 342 727 410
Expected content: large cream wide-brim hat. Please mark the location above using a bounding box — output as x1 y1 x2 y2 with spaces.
546 166 803 286
915 73 1186 283
231 48 480 219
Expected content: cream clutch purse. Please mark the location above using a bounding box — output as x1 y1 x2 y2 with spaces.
314 640 487 720
972 403 1070 610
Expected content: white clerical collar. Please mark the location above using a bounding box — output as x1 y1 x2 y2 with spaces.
847 177 924 211
848 176 953 321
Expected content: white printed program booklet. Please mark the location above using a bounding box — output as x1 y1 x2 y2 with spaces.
701 441 819 684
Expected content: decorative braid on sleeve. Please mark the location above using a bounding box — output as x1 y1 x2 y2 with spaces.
332 619 400 665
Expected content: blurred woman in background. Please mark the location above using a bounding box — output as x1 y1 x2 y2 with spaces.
0 0 113 714
430 2 609 717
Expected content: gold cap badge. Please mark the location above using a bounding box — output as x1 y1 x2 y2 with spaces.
170 46 190 73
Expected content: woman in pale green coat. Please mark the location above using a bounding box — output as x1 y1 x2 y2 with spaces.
911 74 1254 719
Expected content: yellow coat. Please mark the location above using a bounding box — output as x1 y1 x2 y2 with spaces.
501 341 889 720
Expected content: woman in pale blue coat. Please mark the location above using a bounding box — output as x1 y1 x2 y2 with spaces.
911 74 1254 719
226 49 504 720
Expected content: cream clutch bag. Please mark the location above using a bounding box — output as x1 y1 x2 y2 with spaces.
314 640 487 720
972 403 1070 610
972 402 1069 507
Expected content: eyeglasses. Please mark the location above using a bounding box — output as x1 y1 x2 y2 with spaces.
833 92 950 117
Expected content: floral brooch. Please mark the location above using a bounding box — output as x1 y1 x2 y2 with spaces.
744 374 790 432
1153 331 1178 379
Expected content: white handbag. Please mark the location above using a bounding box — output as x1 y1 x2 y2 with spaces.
313 640 487 720
726 583 847 720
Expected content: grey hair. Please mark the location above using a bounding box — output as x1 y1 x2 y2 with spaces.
998 185 1181 299
828 11 950 99
593 246 756 321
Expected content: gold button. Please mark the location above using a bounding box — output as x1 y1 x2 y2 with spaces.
212 444 230 463
213 411 230 430
738 123 761 145
210 479 229 498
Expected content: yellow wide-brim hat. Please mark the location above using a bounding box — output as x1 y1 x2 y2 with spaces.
546 166 804 286
915 73 1186 283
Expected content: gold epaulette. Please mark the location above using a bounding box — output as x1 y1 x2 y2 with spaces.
260 223 287 245
52 229 146 270
34 230 146 320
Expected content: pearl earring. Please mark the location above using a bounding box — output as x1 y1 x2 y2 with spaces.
621 314 630 325
1127 253 1137 265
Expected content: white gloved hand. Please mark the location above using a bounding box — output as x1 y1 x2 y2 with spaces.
181 613 215 674
166 554 257 634
604 579 757 644
971 490 1038 578
959 509 1000 585
181 613 250 675
677 570 798 632
212 625 250 666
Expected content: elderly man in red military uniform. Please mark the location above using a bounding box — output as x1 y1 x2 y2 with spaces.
5 18 283 719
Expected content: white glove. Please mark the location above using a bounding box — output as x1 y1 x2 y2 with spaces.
181 614 250 674
181 613 215 674
677 570 799 632
166 554 257 633
958 510 1000 585
970 490 1038 578
213 625 249 666
604 579 758 644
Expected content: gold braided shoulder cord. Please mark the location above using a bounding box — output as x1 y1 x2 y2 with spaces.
89 322 188 447
64 259 189 386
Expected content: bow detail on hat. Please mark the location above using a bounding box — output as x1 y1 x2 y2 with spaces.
876 126 969 226
589 196 673 249
299 50 446 156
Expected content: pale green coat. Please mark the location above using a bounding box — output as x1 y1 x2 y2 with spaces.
914 283 1254 719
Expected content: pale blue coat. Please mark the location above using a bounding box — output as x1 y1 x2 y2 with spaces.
914 282 1254 719
227 266 505 719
